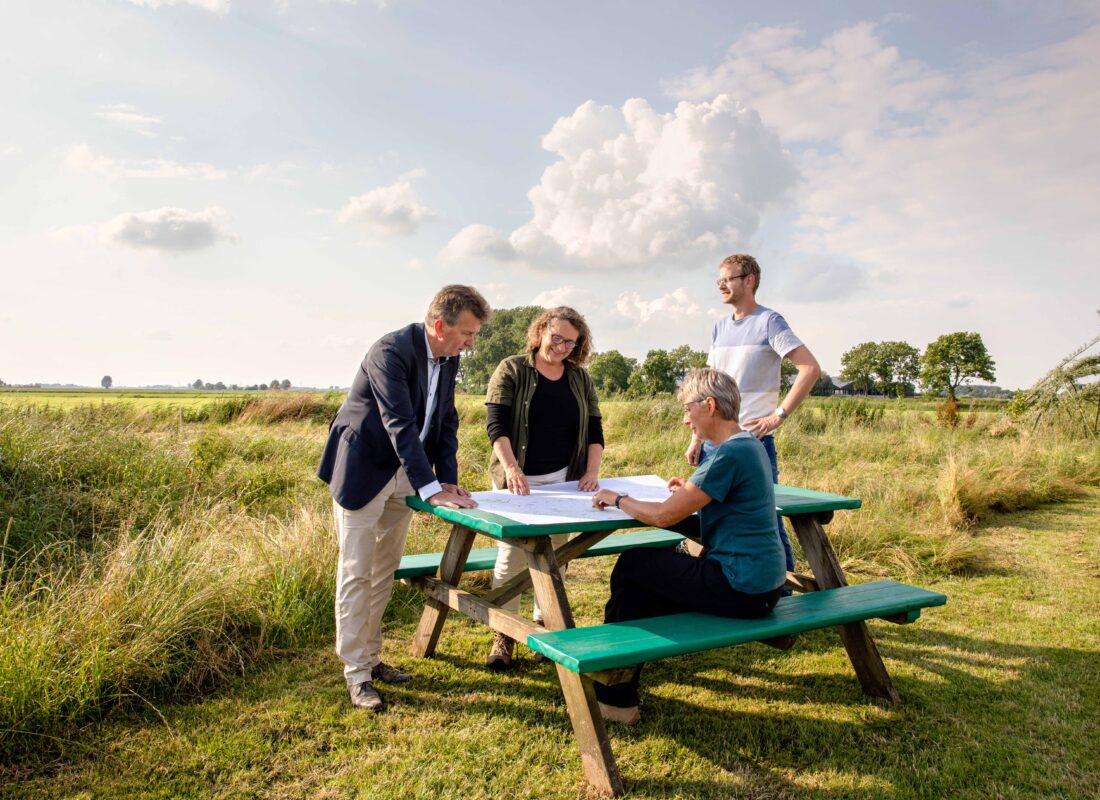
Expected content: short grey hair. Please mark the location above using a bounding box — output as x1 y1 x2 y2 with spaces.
677 368 741 421
425 284 491 326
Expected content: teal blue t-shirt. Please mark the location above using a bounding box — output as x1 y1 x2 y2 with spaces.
689 432 785 594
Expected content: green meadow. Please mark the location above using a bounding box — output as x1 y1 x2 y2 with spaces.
1 389 1098 798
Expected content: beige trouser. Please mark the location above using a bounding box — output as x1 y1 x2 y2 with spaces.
333 469 415 688
491 466 569 617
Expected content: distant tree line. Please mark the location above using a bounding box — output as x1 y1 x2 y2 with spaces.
457 306 1000 400
456 306 709 397
838 332 996 400
191 379 293 391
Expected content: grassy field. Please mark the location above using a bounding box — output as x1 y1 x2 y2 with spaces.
1 390 1098 798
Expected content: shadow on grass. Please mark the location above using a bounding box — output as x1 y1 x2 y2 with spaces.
5 617 1098 799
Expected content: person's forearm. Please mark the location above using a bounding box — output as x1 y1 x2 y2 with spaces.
584 443 603 475
782 360 821 414
492 437 520 468
617 496 670 527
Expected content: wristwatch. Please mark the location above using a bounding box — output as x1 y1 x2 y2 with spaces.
774 406 789 419
614 493 627 508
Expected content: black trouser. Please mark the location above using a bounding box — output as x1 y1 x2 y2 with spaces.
594 548 782 708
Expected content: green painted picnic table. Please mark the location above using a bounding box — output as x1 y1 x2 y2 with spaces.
404 482 899 797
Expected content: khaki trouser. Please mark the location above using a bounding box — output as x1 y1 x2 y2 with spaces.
491 466 569 617
333 469 414 687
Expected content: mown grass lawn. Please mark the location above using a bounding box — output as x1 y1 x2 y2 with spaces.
4 493 1097 800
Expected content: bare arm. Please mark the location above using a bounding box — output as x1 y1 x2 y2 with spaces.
592 480 711 528
744 344 821 437
491 436 529 495
578 443 603 492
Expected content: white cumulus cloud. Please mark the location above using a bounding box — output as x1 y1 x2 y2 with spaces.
442 95 796 271
529 285 598 309
440 224 517 262
337 170 435 238
54 207 234 253
613 287 702 323
64 144 226 180
94 104 164 136
665 23 945 144
125 0 231 15
667 22 1100 284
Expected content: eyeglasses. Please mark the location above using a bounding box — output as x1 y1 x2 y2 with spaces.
716 273 750 288
550 334 577 350
682 399 706 412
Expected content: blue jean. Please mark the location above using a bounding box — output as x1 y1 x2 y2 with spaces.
701 435 794 572
759 435 795 573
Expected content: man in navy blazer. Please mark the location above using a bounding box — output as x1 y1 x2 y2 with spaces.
318 284 491 711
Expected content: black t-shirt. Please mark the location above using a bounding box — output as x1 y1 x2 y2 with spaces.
523 372 580 475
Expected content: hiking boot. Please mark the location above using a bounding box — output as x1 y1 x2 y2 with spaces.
371 661 412 684
349 681 385 712
486 631 515 672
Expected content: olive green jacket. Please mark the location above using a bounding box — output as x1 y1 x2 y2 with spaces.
486 353 601 490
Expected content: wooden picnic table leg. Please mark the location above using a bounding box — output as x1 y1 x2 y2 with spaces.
788 512 901 703
525 537 624 797
410 523 476 659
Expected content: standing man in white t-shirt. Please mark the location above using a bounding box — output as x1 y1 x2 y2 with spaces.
685 253 821 573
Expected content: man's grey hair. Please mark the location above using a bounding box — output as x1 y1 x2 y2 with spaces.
425 284 492 326
677 368 741 421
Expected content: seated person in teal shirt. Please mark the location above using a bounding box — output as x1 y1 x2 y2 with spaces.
591 367 786 724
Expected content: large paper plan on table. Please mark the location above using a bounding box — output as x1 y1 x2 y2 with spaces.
471 474 671 525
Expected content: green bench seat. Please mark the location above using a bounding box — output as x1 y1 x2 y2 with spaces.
395 529 686 580
526 579 947 674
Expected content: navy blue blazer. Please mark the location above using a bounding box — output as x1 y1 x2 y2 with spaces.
317 323 460 510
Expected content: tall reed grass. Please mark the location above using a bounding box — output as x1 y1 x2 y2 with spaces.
1 392 1097 760
0 506 333 757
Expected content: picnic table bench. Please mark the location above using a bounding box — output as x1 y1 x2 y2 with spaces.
400 480 947 796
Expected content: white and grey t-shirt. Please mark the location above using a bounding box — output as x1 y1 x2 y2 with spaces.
707 306 803 424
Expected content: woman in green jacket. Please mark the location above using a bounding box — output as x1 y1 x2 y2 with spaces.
484 306 604 671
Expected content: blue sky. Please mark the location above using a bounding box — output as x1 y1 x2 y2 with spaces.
2 0 1098 389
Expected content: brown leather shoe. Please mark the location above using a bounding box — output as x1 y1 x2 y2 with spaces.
349 681 385 712
486 631 515 672
371 661 412 684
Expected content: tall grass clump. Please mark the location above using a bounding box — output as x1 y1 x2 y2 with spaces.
937 433 1100 528
0 505 335 760
0 406 192 558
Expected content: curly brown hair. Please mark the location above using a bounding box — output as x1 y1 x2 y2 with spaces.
525 306 593 366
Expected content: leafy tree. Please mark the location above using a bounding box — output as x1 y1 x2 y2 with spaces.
457 305 542 393
280 379 291 390
669 345 707 381
840 342 879 394
214 381 227 390
269 379 280 390
875 341 921 398
628 349 679 396
192 379 203 390
588 350 637 394
101 375 112 389
920 332 995 400
810 372 835 396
